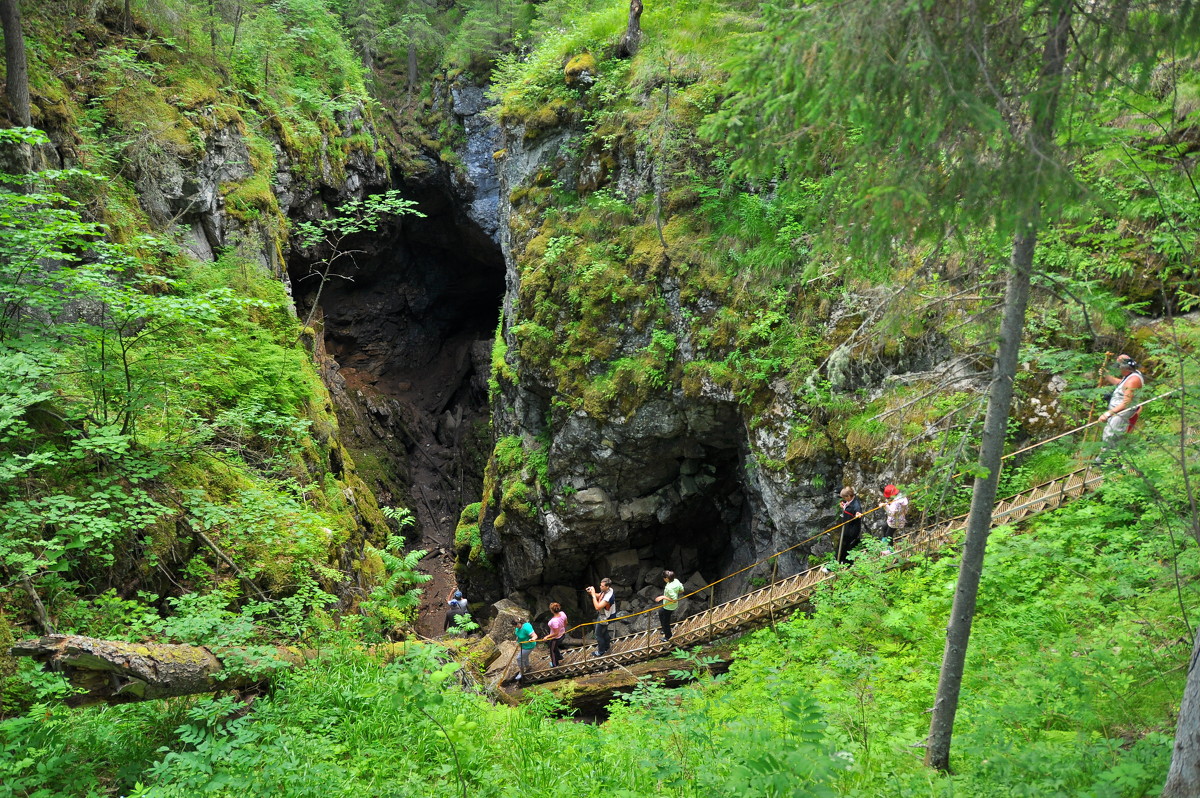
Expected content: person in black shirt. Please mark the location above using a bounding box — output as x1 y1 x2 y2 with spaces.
837 487 863 564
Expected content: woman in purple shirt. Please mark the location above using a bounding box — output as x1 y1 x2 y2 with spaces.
544 602 567 667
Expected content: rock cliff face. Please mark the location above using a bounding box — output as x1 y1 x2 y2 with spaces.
125 105 391 290
467 84 1056 635
475 114 838 631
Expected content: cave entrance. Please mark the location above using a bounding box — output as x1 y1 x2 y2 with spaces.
288 185 505 637
558 443 758 637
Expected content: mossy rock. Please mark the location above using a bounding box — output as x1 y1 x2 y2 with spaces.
221 174 281 225
629 225 668 273
523 99 572 142
0 612 19 715
564 52 599 87
454 502 488 564
664 186 701 215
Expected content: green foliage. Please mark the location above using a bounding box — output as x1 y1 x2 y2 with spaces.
445 612 480 636
0 124 378 671
293 191 423 249
489 312 516 402
3 472 1194 796
358 535 431 640
441 0 537 73
713 0 1188 243
6 4 1200 797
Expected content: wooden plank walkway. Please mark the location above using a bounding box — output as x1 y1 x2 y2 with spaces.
524 465 1104 683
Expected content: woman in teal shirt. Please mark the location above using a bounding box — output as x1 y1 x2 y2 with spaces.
513 617 537 680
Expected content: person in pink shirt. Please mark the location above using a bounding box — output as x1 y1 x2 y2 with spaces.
880 484 909 547
544 602 567 667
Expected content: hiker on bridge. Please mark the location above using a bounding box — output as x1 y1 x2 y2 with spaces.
585 577 615 657
880 484 908 548
544 602 567 667
513 616 536 681
655 570 685 643
837 486 863 563
1099 354 1145 456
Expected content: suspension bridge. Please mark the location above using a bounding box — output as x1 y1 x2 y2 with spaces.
523 464 1105 683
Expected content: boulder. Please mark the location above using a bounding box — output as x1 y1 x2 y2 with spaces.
457 635 500 670
486 599 530 641
637 564 663 591
486 640 521 685
680 572 709 614
670 545 700 574
598 549 640 588
523 583 585 626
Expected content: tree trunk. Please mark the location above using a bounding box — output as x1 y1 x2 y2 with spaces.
925 0 1072 772
11 634 416 707
1162 317 1200 794
10 635 312 707
924 225 1034 771
617 0 643 58
19 576 54 636
208 0 218 56
407 42 418 100
0 0 31 127
1164 637 1200 796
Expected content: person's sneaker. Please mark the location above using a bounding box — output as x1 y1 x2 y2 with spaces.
590 650 605 658
882 549 893 555
820 565 831 574
514 672 522 681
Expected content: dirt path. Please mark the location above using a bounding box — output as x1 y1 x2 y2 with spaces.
339 331 489 638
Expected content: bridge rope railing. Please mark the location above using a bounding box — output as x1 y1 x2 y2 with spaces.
520 388 1176 682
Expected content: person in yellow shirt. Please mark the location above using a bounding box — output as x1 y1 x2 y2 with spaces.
655 570 685 643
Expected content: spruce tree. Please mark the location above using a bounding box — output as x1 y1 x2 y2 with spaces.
705 0 1199 773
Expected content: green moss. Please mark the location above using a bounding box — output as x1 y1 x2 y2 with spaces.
489 320 516 402
245 132 277 174
523 98 572 141
494 436 526 472
564 52 599 87
361 548 387 583
222 173 281 224
0 612 18 715
454 502 487 564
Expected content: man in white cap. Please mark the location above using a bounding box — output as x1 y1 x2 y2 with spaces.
445 587 469 633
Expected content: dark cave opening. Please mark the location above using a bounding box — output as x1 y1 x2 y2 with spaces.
287 185 505 635
523 441 758 636
621 449 747 596
297 187 504 386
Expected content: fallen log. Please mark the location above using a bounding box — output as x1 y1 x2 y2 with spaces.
10 634 312 707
